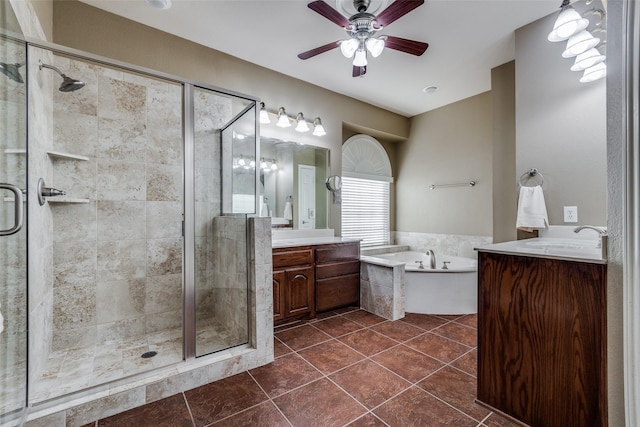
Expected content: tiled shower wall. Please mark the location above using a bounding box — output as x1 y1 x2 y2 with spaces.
43 53 184 352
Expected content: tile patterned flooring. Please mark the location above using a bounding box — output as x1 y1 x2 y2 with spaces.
81 309 521 427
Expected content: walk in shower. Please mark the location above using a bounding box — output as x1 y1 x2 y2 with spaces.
1 7 259 421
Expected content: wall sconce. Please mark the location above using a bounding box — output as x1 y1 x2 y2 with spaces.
312 117 326 136
295 112 310 132
259 102 270 124
276 107 291 128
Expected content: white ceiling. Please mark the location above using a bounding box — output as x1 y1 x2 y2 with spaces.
78 0 561 117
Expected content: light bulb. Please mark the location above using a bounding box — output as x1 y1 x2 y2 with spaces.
260 158 267 170
562 30 600 58
276 107 290 128
366 37 385 57
295 113 310 132
259 102 270 124
312 117 326 136
353 49 367 67
237 155 245 166
570 48 606 71
579 62 606 83
271 162 278 171
548 4 589 42
340 39 358 58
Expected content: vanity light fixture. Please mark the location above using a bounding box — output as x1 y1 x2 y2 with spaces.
295 112 310 132
547 0 589 42
312 117 326 137
259 102 271 124
260 158 268 170
276 107 291 128
270 161 278 171
237 155 246 167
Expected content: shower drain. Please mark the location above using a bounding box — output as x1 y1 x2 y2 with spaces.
141 351 158 359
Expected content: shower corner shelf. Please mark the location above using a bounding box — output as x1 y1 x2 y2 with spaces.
47 197 90 204
47 150 90 161
4 148 26 154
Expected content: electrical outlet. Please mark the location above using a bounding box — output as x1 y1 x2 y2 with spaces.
564 206 578 223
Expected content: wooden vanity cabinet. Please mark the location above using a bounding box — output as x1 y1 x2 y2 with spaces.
272 241 360 323
477 251 607 427
272 247 315 323
315 242 360 313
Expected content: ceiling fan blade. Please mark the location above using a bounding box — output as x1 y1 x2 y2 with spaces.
384 36 429 56
375 0 424 27
298 41 340 60
308 1 351 28
352 65 367 77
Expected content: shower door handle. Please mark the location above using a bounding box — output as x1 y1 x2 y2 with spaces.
0 183 24 236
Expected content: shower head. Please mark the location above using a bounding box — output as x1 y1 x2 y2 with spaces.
0 62 24 83
39 61 85 92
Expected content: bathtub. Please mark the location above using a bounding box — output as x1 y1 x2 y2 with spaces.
368 251 478 315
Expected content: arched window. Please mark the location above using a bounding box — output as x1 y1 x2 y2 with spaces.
341 135 393 247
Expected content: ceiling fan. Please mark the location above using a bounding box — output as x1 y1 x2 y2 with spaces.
297 0 429 77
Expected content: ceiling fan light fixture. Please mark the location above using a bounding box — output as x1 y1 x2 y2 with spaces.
562 30 600 58
295 113 310 132
146 0 172 9
259 102 271 124
579 61 607 83
548 1 589 42
340 39 359 58
365 37 385 57
312 117 326 136
276 107 291 128
570 48 606 71
353 49 368 67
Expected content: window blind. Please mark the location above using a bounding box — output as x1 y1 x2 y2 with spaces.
341 177 390 247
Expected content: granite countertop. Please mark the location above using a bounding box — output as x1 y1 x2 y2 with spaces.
475 237 607 264
272 237 361 249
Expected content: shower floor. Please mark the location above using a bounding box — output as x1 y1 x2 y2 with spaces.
31 328 183 403
30 318 245 403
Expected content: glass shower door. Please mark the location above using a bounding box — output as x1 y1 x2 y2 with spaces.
0 2 28 421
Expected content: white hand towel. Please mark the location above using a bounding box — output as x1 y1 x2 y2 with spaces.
283 201 293 221
516 185 549 232
260 202 269 217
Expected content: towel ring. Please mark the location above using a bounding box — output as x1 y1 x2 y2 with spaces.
519 168 544 187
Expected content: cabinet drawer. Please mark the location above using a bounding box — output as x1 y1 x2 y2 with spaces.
316 273 360 312
273 247 313 268
315 243 360 264
316 260 360 280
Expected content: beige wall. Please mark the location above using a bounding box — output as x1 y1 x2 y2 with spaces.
396 92 493 236
51 0 411 232
515 10 607 227
491 61 517 243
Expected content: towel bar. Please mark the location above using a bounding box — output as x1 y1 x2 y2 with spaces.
429 181 476 190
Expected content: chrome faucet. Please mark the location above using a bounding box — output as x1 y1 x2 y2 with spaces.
425 249 437 269
574 225 608 259
574 225 607 246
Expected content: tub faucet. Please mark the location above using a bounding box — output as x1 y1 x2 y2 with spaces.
425 249 437 269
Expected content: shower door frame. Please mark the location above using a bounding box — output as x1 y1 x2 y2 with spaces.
23 38 261 391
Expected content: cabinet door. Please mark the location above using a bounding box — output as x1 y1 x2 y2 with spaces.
284 265 315 318
273 269 285 322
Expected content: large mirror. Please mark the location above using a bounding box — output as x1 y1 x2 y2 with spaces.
260 137 329 229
